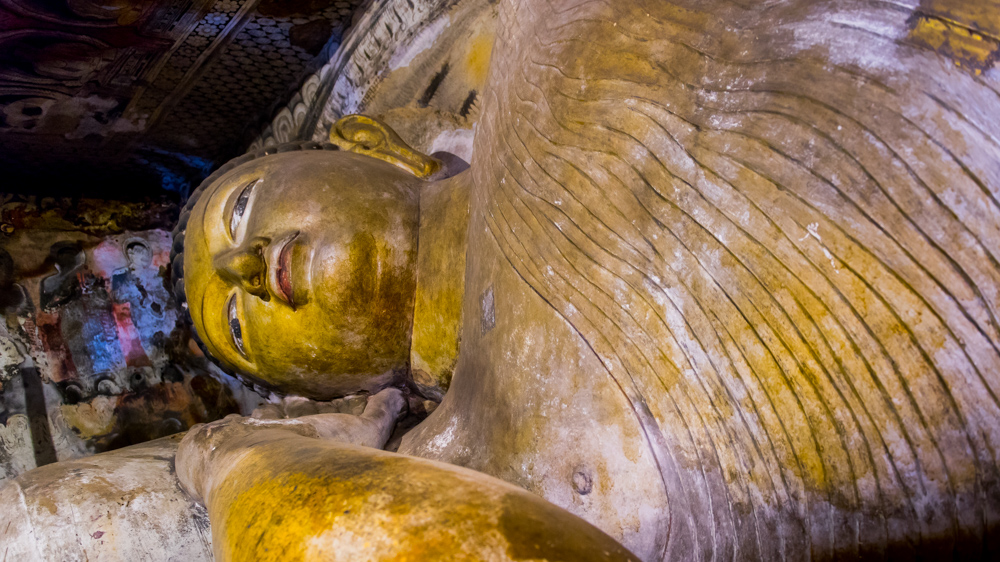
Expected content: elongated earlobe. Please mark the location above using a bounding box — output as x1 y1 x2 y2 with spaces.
329 114 442 178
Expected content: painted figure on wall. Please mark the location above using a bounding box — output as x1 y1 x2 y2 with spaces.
0 207 251 476
5 0 1000 560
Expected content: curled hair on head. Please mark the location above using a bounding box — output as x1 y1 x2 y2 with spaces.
168 140 338 394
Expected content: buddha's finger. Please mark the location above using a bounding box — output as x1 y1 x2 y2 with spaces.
295 389 405 449
250 403 283 419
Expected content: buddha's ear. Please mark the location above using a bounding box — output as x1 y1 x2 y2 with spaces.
329 114 441 179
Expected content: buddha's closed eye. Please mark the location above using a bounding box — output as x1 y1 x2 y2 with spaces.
228 179 258 238
227 293 247 357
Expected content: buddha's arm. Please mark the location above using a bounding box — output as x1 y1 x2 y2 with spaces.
177 388 405 501
175 390 639 562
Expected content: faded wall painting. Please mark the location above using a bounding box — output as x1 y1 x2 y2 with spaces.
0 195 261 481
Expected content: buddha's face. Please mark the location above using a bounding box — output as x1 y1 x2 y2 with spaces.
184 150 421 399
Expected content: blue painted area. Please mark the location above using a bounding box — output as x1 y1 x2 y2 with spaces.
136 148 215 197
111 266 178 361
74 289 126 376
82 316 124 375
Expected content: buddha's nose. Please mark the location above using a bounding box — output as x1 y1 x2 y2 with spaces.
214 237 270 301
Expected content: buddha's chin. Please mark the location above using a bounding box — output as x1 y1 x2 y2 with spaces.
245 359 399 401
302 367 401 401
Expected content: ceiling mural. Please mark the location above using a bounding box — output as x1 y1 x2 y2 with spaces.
0 0 365 199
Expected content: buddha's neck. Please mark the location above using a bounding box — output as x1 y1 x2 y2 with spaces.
409 170 472 400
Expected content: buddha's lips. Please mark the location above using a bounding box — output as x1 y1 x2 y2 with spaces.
276 235 296 307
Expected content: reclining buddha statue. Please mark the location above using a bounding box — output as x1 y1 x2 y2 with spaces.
4 0 1000 559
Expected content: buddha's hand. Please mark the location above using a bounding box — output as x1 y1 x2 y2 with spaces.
176 387 405 504
249 393 370 420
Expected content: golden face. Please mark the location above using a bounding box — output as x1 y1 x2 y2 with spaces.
184 150 421 399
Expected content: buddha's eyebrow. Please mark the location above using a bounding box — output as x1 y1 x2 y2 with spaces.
197 284 210 349
196 281 229 362
200 182 215 240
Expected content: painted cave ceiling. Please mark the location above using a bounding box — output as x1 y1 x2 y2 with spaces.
0 0 365 199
